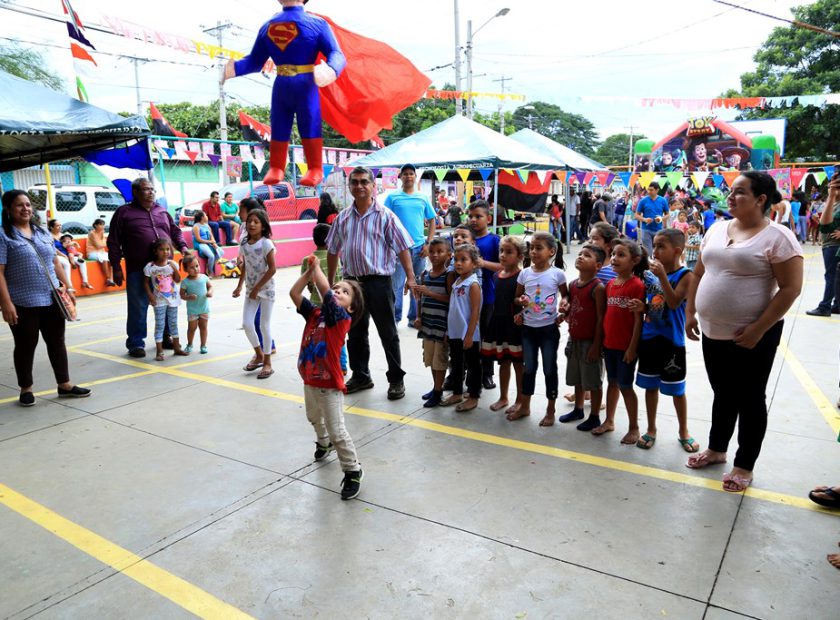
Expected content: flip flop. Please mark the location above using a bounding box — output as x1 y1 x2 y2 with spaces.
722 472 752 493
636 434 656 449
455 401 477 412
686 452 727 469
256 368 274 380
679 437 700 453
808 487 840 508
243 360 263 372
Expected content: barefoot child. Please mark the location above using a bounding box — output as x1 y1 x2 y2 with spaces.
559 243 606 431
514 232 569 426
480 235 526 418
441 244 483 411
234 209 276 379
468 200 502 389
592 239 646 443
414 238 455 407
143 238 188 360
180 254 213 354
634 229 698 451
291 255 365 500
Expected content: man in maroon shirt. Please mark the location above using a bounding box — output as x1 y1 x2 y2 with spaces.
108 178 191 357
201 191 234 245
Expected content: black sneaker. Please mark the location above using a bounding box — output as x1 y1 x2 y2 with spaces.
19 392 35 407
576 415 601 432
57 385 92 398
482 376 496 390
314 441 333 461
128 348 146 358
345 375 374 394
806 307 831 317
340 468 363 500
387 382 405 400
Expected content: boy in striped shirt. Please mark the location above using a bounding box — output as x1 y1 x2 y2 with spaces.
414 238 456 407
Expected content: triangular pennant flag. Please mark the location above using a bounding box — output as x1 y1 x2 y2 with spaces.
253 144 265 160
712 174 724 187
554 171 567 184
535 171 549 184
342 166 355 176
322 164 334 179
253 159 266 172
573 172 587 185
370 168 380 178
456 169 471 183
207 153 221 168
789 168 807 189
201 142 215 159
433 169 448 182
240 145 253 161
605 173 616 187
618 172 632 186
185 151 199 164
691 171 710 189
297 162 309 175
628 173 639 187
583 172 595 185
665 171 683 188
814 171 827 184
516 169 530 184
163 148 176 159
594 171 610 186
639 172 656 188
824 166 835 181
478 168 493 181
502 168 515 177
721 171 739 188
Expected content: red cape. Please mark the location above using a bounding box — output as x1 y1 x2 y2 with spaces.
314 14 431 144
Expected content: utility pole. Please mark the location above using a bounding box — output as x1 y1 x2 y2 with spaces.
492 75 511 134
454 0 463 116
465 19 473 119
203 21 234 142
625 125 635 168
131 57 143 117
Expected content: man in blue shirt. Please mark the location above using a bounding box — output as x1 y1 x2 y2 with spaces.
385 164 436 324
701 201 717 233
635 182 669 253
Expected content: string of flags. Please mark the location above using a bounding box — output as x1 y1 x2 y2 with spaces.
578 93 840 111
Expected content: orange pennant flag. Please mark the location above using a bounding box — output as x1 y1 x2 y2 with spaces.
721 171 739 188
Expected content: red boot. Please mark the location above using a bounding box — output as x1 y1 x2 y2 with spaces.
299 137 324 186
262 140 288 185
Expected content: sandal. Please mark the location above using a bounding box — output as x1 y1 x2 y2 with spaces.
155 353 165 361
257 368 274 380
243 359 263 372
455 401 477 412
440 395 464 407
636 434 656 449
722 472 752 493
686 451 727 470
678 437 700 453
808 487 840 508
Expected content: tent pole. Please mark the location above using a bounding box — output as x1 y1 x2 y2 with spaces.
157 148 168 210
564 175 571 249
44 164 55 219
493 167 499 235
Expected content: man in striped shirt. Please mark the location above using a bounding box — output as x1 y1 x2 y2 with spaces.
326 166 417 400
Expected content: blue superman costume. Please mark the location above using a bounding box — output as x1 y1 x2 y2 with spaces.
227 1 431 188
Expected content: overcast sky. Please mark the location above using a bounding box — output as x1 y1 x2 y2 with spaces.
2 0 811 143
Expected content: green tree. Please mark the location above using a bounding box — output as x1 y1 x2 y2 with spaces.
594 133 647 167
509 102 600 156
725 0 839 160
0 44 64 91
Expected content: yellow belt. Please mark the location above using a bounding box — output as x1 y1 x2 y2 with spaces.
276 64 314 77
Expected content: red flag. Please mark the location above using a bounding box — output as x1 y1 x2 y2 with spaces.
497 170 552 214
314 14 432 144
150 102 187 138
238 110 271 147
789 168 807 189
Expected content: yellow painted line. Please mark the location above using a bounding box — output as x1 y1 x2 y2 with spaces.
792 313 840 324
0 371 155 405
779 341 840 435
71 347 836 515
69 335 126 349
0 483 254 619
170 351 251 369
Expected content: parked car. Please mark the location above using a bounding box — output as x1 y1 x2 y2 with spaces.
27 184 124 234
178 182 320 226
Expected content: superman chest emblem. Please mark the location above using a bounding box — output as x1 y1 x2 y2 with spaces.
268 22 299 51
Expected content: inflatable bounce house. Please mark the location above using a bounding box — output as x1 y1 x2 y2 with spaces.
633 116 780 174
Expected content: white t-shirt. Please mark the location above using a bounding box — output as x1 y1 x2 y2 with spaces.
517 266 567 327
143 262 180 307
239 237 275 300
774 200 791 226
695 220 801 340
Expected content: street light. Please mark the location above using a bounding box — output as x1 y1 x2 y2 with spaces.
521 104 537 130
466 8 510 119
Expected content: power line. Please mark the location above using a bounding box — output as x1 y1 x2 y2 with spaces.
711 0 840 39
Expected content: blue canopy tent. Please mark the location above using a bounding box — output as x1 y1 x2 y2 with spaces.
0 70 149 172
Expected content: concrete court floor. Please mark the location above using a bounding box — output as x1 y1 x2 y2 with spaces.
0 248 838 620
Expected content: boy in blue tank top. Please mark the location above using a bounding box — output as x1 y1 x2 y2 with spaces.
635 229 699 453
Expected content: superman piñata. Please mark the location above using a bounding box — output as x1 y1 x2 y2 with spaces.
224 0 344 187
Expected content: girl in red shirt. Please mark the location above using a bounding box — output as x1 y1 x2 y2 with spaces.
592 239 647 444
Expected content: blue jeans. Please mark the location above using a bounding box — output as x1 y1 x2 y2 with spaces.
521 324 560 399
640 228 656 254
817 245 840 311
153 305 179 343
566 217 582 244
797 216 808 242
208 220 233 245
195 243 221 276
393 245 427 322
125 271 150 350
